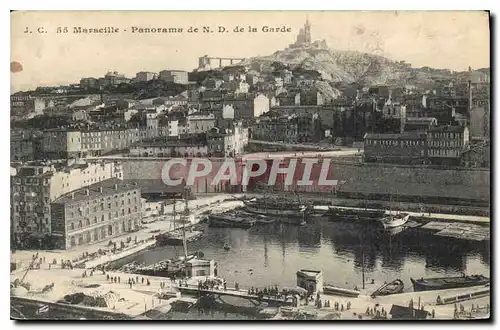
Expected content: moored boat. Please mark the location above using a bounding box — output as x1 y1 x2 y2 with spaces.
380 213 410 229
208 214 255 229
371 279 404 297
243 198 306 218
323 285 360 298
156 229 204 246
410 274 490 292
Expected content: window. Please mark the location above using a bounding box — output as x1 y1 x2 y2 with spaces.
121 209 125 216
94 216 97 223
70 222 75 230
128 208 131 214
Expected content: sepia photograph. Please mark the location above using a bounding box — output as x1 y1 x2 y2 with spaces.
9 10 491 321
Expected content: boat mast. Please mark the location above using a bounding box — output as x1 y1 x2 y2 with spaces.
172 198 177 231
181 189 189 259
361 246 365 289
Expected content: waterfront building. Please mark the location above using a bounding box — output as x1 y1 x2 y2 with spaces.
363 131 427 165
50 178 142 250
10 160 123 248
427 125 470 166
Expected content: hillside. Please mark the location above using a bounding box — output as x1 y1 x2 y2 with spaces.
242 44 454 87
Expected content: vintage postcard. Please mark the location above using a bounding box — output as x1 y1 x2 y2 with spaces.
10 11 490 321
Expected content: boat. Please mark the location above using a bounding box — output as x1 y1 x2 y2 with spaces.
156 230 204 246
121 255 198 278
379 194 409 229
371 279 404 297
254 215 276 225
243 191 307 217
410 274 490 292
156 197 203 246
223 243 230 251
380 213 410 229
243 199 306 217
326 208 385 223
323 285 360 298
208 214 255 229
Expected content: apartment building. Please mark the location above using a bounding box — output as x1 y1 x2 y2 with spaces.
51 178 141 250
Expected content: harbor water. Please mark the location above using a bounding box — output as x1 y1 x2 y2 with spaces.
116 219 490 292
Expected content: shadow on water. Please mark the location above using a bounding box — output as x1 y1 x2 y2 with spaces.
113 217 489 296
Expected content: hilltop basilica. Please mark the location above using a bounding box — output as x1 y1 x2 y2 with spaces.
290 18 328 49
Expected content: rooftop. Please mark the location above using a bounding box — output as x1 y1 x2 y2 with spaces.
428 125 467 133
364 132 426 140
53 178 140 204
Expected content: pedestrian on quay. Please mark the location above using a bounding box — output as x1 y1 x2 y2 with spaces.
107 274 110 281
147 279 150 286
118 277 121 283
432 309 435 319
142 277 144 284
48 264 51 270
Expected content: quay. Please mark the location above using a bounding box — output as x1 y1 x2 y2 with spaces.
176 285 294 306
325 206 489 224
10 264 490 320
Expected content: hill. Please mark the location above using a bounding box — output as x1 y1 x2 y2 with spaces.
242 43 456 88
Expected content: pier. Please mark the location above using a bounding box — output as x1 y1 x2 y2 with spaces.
176 285 294 306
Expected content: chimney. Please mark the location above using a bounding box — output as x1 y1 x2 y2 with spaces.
85 189 90 196
114 184 118 191
71 192 75 200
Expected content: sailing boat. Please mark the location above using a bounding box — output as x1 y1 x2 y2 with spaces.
156 194 204 246
379 194 409 229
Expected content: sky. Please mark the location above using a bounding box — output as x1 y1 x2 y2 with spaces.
11 11 490 93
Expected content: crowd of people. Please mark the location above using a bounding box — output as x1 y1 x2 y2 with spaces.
365 305 388 319
197 278 227 291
